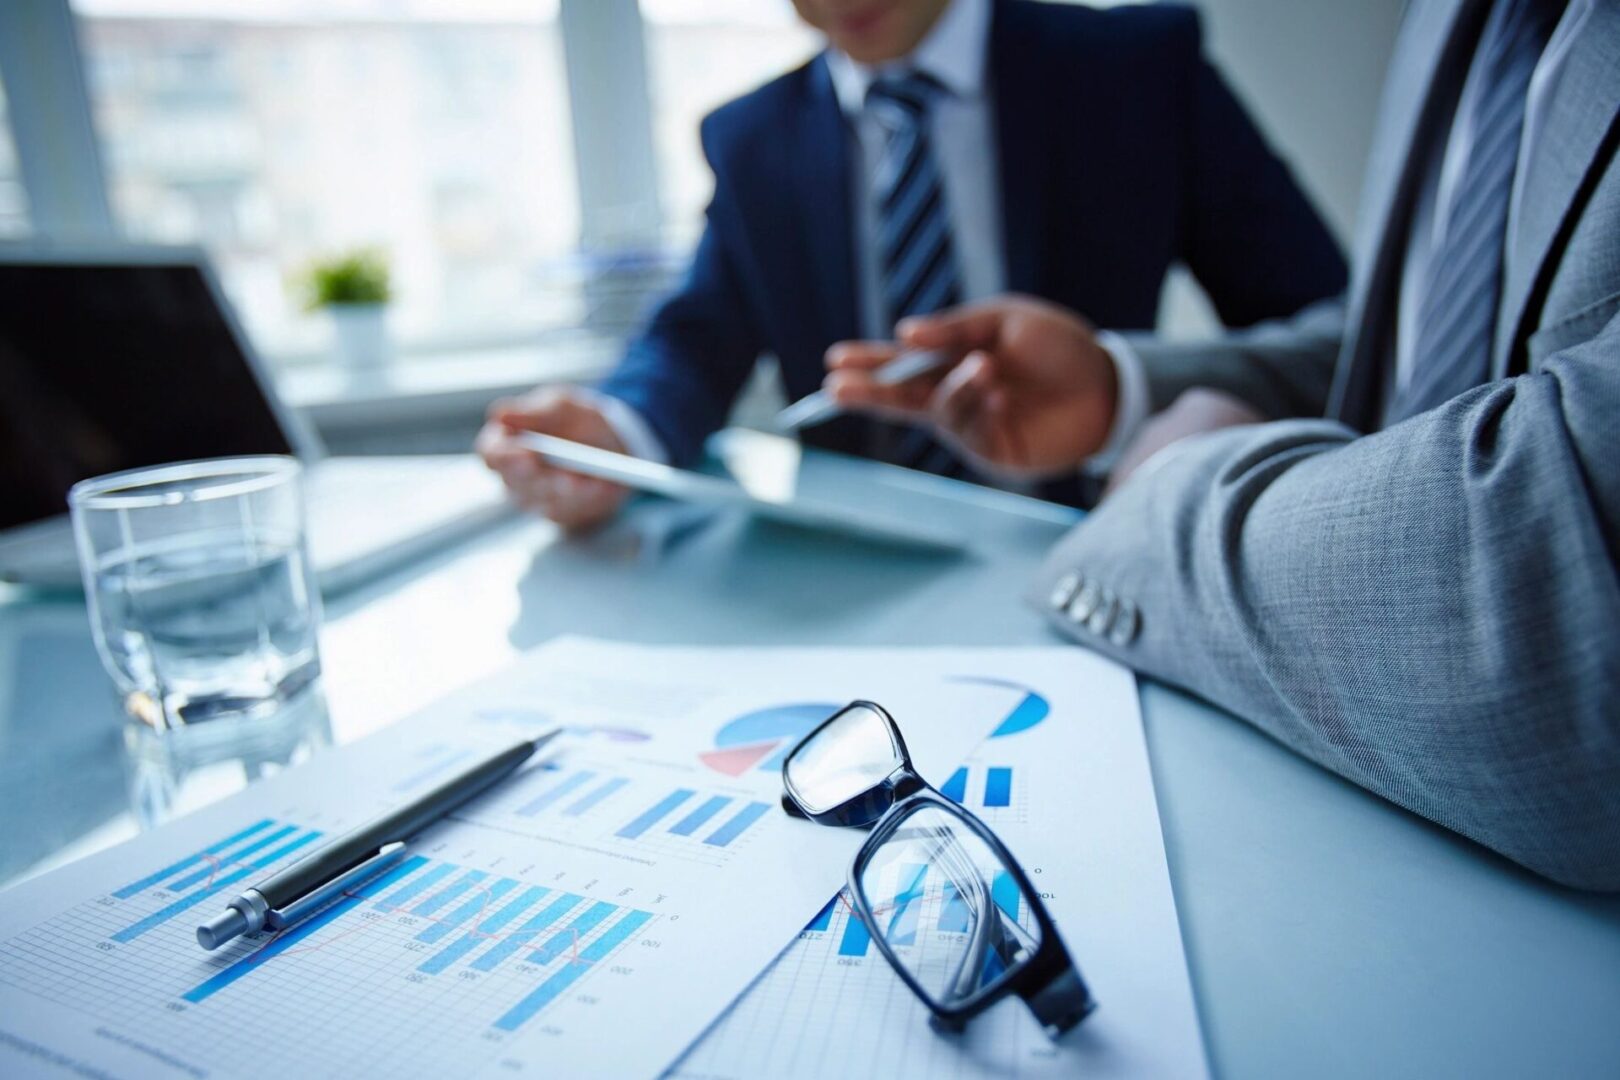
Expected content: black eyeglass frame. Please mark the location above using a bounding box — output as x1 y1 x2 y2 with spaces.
781 701 1096 1037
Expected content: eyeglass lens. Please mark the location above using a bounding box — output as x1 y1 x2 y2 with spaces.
785 703 904 815
856 804 1043 1010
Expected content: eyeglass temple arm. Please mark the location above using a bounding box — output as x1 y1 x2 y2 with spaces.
924 828 1000 1006
926 826 1042 1005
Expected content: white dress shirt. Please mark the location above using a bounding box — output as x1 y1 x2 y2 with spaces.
597 0 1028 466
824 0 1003 339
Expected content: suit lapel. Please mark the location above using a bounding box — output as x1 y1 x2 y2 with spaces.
1329 0 1478 425
1494 2 1620 377
989 0 1045 294
794 56 860 346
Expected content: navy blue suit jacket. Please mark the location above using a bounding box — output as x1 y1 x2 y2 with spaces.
599 0 1348 474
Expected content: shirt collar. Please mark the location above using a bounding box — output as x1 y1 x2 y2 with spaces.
824 0 990 117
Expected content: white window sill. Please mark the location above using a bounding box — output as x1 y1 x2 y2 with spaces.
278 334 625 436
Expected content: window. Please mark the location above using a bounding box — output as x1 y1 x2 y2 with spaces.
73 0 581 364
0 70 30 238
640 0 819 245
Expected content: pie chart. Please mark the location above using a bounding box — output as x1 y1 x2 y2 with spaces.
949 676 1050 738
700 703 840 777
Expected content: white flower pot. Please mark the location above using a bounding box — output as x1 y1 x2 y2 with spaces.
328 303 390 367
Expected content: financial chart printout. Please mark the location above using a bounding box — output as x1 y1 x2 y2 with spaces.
673 649 1210 1079
0 639 1052 1079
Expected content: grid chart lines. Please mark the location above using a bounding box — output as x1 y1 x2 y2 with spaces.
0 818 663 1079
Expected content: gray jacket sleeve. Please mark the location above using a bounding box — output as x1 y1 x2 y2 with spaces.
1125 294 1347 419
1030 312 1620 891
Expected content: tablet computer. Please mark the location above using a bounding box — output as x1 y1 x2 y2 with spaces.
516 432 967 553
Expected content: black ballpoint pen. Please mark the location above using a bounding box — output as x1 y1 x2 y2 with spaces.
196 730 560 951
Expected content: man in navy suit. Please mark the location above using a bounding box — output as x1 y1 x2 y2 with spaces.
479 0 1347 527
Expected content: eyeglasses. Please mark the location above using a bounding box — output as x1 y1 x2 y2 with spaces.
781 701 1095 1037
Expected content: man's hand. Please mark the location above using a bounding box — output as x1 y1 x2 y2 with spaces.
823 295 1119 478
474 388 629 530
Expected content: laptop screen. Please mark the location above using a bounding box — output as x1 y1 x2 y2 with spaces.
0 261 295 531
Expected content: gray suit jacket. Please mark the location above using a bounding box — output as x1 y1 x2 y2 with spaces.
1031 0 1620 890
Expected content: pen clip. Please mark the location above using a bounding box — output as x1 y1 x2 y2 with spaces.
265 841 409 931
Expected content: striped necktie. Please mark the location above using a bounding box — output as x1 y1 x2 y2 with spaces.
866 71 965 472
869 71 963 326
1389 0 1566 423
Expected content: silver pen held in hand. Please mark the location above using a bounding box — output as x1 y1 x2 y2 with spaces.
773 349 951 431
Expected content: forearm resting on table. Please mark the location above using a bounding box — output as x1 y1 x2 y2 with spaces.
1032 341 1620 890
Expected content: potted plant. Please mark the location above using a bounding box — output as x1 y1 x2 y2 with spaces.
301 249 393 367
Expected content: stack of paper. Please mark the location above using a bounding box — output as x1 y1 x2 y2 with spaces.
0 639 1204 1078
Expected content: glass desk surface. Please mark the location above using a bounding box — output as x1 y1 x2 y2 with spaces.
2 447 1616 1078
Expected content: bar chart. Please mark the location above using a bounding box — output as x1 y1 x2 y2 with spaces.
392 744 478 793
938 765 1022 819
476 764 776 865
0 812 683 1080
803 868 1024 963
178 850 658 1034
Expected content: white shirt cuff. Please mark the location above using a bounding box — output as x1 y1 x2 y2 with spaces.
574 388 669 464
1083 330 1151 476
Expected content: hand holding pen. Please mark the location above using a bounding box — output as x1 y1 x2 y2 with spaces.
774 348 952 431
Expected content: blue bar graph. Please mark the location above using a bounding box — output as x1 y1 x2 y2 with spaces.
493 910 653 1031
419 885 547 975
991 870 1019 919
940 768 968 803
413 870 488 915
166 825 300 891
577 910 652 962
838 908 872 957
374 862 458 911
804 897 836 933
939 882 971 933
617 790 694 840
417 879 517 944
702 801 769 848
394 748 474 792
669 795 731 836
517 771 596 817
472 893 582 972
530 901 617 965
112 830 323 943
183 856 429 1003
883 864 928 947
984 768 1013 808
494 962 591 1032
564 777 628 816
111 819 275 899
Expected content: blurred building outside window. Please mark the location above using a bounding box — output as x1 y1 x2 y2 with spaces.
53 0 825 372
640 0 819 247
73 0 583 367
0 72 31 238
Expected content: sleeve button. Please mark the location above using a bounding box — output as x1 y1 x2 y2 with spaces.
1048 570 1083 610
1109 601 1140 646
1066 581 1103 625
1086 592 1119 636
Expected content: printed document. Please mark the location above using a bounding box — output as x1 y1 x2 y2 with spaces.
0 639 1121 1078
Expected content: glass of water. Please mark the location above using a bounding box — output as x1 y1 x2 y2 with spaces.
69 456 326 733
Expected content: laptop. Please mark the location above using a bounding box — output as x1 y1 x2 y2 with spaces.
0 245 514 594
